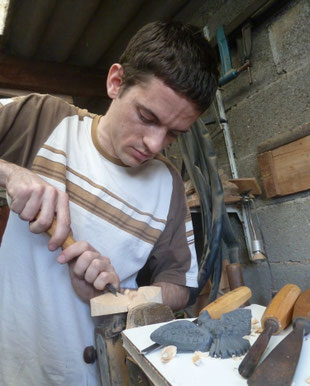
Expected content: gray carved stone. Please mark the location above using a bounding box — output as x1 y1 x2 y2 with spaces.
150 320 213 352
150 308 252 358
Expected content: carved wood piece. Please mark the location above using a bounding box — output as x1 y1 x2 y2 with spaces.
90 286 162 317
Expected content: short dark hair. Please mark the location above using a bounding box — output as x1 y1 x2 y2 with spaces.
119 21 219 112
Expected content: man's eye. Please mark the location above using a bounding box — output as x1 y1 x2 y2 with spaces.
139 113 153 124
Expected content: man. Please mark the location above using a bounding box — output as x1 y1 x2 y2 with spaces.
0 21 218 385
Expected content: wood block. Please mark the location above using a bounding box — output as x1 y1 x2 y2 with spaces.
126 303 174 329
258 135 310 198
90 286 162 317
229 178 262 195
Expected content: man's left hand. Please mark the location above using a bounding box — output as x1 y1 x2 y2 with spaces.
57 241 120 301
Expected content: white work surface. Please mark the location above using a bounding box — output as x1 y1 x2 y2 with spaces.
122 304 310 386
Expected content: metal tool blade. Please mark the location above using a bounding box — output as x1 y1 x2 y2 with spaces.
238 319 278 378
247 319 306 386
106 283 121 296
140 342 161 355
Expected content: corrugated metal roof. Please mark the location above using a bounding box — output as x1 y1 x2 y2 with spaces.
1 0 203 68
0 0 207 109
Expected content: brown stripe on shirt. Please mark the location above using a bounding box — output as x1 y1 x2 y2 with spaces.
32 145 166 225
31 156 67 185
42 144 67 158
67 166 166 225
186 229 194 238
67 180 162 245
31 155 162 244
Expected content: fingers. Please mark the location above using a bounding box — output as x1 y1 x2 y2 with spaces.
27 185 57 231
47 191 71 251
93 271 119 291
58 241 120 292
5 165 72 250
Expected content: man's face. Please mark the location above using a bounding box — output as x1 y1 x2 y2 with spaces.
101 70 200 167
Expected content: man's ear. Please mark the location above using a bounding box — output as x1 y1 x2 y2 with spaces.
106 64 123 99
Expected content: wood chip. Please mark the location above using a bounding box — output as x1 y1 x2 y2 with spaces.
161 346 177 363
192 351 208 366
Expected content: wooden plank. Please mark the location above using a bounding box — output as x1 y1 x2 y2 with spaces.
258 135 310 198
273 136 310 195
257 151 279 198
229 178 262 195
0 53 108 97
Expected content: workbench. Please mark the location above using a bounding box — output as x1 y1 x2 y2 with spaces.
122 305 310 386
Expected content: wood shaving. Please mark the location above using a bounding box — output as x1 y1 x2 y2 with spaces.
192 352 202 366
123 289 138 300
251 318 259 325
192 350 209 365
232 356 242 361
161 346 177 363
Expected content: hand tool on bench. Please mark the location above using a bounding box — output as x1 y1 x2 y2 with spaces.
6 193 120 296
141 285 252 354
238 283 301 378
248 287 310 386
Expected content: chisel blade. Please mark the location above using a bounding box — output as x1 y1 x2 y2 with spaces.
247 321 305 386
248 287 310 386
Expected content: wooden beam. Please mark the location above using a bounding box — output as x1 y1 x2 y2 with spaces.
0 53 108 97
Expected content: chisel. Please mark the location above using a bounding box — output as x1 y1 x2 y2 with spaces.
238 283 301 378
248 287 310 386
45 216 120 296
141 286 252 354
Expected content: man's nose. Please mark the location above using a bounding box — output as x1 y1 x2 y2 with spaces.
143 128 167 154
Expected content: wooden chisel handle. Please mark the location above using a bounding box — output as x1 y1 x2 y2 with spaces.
292 287 310 324
199 286 252 319
226 263 245 290
45 217 76 249
261 283 301 334
239 283 301 378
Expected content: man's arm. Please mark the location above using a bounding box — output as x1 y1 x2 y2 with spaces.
0 159 71 250
0 160 120 302
153 282 189 311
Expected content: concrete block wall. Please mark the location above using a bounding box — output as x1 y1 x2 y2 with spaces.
185 0 310 304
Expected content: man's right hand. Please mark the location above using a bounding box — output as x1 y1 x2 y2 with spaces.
1 160 71 251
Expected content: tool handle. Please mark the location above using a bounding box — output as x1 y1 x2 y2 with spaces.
226 263 250 306
261 284 301 334
45 217 76 250
199 286 252 319
292 288 310 322
6 192 76 250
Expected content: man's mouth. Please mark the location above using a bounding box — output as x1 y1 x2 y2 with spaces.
132 147 152 162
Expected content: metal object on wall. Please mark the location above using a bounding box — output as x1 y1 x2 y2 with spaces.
242 194 266 262
204 26 261 263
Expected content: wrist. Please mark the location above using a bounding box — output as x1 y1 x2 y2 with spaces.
0 160 19 188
